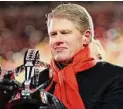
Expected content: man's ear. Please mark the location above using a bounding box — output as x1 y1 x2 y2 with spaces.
83 30 91 47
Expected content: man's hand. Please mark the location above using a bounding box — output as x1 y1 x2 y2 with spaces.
0 79 22 100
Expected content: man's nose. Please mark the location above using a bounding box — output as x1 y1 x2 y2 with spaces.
56 32 63 40
54 32 63 45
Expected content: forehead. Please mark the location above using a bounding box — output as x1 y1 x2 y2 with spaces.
48 18 76 32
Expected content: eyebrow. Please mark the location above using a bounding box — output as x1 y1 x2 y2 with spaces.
50 29 72 34
49 31 57 36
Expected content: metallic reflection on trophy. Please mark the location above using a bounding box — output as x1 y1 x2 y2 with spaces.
22 49 40 98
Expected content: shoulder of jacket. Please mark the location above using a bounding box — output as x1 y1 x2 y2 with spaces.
97 61 123 75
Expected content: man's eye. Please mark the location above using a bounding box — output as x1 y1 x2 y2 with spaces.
50 32 57 37
61 31 71 35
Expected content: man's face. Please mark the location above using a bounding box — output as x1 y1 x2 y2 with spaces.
48 18 84 63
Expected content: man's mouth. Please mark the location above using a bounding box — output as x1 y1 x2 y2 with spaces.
54 47 68 50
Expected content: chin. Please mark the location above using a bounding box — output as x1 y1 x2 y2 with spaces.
54 57 66 62
54 55 72 63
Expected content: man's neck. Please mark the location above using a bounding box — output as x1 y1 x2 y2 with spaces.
55 59 73 69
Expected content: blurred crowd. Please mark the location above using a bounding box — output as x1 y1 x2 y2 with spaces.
0 1 123 71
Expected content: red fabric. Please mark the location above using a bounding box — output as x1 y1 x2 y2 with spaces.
47 47 96 109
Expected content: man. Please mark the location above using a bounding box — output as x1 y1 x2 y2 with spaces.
1 3 123 109
44 3 123 109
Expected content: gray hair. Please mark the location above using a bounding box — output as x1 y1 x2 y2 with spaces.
46 3 94 40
